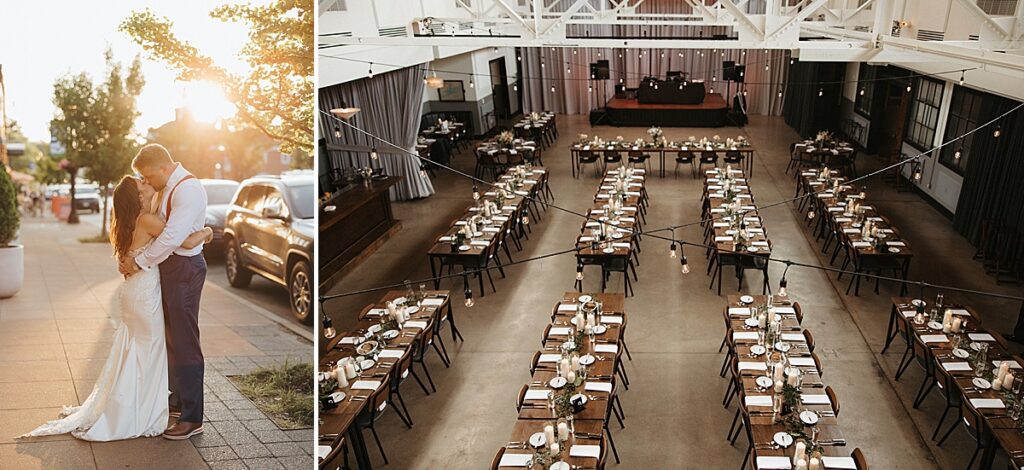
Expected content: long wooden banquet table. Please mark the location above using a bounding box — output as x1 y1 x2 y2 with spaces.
792 140 855 167
319 290 457 470
513 112 557 148
796 168 913 296
702 167 773 295
427 165 550 294
493 292 628 469
722 294 860 469
883 297 1024 469
570 137 756 178
575 168 647 297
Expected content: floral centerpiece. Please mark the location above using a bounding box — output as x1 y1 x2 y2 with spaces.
530 111 541 122
815 130 833 143
647 126 663 142
497 130 515 147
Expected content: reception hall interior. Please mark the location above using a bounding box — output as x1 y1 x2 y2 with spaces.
316 1 1024 469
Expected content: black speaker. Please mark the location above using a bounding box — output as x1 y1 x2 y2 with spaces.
722 61 736 81
666 70 682 80
734 65 745 83
589 60 610 80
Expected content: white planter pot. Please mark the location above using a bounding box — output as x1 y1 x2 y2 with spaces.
0 244 24 298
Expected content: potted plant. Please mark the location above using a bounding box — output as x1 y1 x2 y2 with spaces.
0 167 23 297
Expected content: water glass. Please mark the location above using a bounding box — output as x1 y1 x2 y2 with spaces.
1014 376 1023 395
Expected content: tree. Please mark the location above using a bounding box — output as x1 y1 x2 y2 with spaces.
51 50 144 233
31 155 65 186
120 0 313 153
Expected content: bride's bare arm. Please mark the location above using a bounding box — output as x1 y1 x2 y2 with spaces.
138 214 212 249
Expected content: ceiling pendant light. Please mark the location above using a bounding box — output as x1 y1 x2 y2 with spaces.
712 75 717 82
588 84 593 92
765 64 769 71
469 78 474 88
566 66 571 74
619 77 624 84
669 240 677 258
370 147 379 160
959 71 965 86
576 262 585 281
597 51 602 57
661 51 665 58
573 48 577 55
321 312 336 339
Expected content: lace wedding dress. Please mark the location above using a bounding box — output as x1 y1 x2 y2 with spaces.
21 243 169 441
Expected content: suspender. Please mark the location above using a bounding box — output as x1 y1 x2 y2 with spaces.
164 175 197 218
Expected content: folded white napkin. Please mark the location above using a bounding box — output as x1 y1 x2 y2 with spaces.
494 216 509 221
538 354 561 363
713 222 729 227
774 307 796 314
351 380 382 391
483 227 500 233
728 307 751 316
949 308 971 316
524 389 550 401
752 241 770 247
969 333 995 342
584 382 613 393
789 357 815 367
744 395 773 407
710 208 725 213
733 332 759 341
404 320 428 330
835 217 852 223
715 236 732 242
367 308 387 316
438 236 453 242
470 240 489 247
921 334 949 343
596 194 610 199
970 398 1005 409
339 337 360 345
801 394 830 405
585 222 600 227
601 315 623 324
502 205 518 211
757 456 793 469
557 303 578 312
942 362 972 371
781 333 805 342
548 327 571 336
852 241 871 248
570 445 600 458
612 242 631 249
422 298 444 306
994 360 1023 369
317 445 333 459
595 344 619 354
379 349 404 359
821 456 857 469
455 220 467 226
738 362 768 371
843 228 859 234
887 241 906 247
621 217 636 223
901 310 916 318
498 453 532 467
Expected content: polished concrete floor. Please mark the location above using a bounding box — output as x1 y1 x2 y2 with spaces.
324 114 1023 469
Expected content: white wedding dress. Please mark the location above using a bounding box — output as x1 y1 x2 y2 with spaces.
22 243 169 441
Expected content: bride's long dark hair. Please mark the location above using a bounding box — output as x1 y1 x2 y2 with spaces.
110 176 142 260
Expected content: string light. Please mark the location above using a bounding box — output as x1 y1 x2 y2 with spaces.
472 184 480 200
859 88 865 96
807 209 815 219
368 62 374 78
576 262 584 281
550 84 556 93
567 66 571 74
912 164 922 181
669 239 677 259
994 125 1002 138
618 51 623 58
778 89 783 98
522 212 529 225
778 262 792 297
818 88 823 97
954 149 962 160
681 254 690 274
419 165 428 178
321 311 336 339
906 84 912 92
494 47 499 53
513 83 518 92
333 126 341 138
370 147 379 160
743 89 748 96
589 84 593 92
463 276 474 307
959 71 965 86
469 79 474 88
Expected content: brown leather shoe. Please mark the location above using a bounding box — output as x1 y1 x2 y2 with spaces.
162 421 203 440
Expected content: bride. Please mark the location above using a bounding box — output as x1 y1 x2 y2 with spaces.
20 175 212 441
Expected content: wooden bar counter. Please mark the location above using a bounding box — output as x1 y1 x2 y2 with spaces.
319 176 402 284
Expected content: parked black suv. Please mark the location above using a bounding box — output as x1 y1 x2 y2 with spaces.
223 171 315 324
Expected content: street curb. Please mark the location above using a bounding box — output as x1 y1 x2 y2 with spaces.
213 283 314 342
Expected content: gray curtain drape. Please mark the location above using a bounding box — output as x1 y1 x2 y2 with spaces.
319 66 435 200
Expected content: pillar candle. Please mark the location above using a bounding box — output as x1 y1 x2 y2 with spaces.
787 371 799 387
1001 362 1011 378
795 459 808 470
994 376 1003 391
386 301 397 318
544 424 555 447
774 380 784 393
343 362 357 380
567 370 576 384
571 356 580 372
793 441 806 465
951 317 962 333
557 421 569 441
1004 371 1015 390
550 441 560 455
560 359 571 377
336 367 349 388
809 457 822 470
586 313 596 328
942 309 953 327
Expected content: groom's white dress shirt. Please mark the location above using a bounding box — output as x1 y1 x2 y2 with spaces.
135 164 208 271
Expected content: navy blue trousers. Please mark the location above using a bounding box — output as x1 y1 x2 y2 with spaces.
159 253 207 423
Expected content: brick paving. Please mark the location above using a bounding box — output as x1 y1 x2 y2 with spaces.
0 218 313 469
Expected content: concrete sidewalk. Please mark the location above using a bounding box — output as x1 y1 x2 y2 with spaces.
0 217 313 470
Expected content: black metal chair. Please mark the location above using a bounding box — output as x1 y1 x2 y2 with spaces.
674 150 696 178
578 150 601 177
698 150 718 174
627 150 651 173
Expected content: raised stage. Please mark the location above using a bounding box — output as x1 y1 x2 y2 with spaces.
604 94 728 127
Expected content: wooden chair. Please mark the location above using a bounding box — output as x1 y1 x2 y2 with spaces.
803 329 815 353
937 402 985 469
490 446 506 470
318 434 349 470
851 448 868 470
388 345 417 428
811 352 823 377
355 375 392 464
412 318 445 394
515 384 529 413
793 302 804 324
825 385 840 416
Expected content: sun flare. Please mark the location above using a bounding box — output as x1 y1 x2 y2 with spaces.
181 80 236 123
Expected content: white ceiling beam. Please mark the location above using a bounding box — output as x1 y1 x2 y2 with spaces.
768 0 829 40
489 0 537 37
719 0 765 39
320 35 868 50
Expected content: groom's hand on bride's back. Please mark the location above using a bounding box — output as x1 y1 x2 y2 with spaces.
118 256 141 278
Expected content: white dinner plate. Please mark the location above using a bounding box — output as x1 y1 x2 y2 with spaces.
775 342 791 353
367 324 383 334
578 295 593 303
800 411 819 425
744 318 760 328
756 376 774 389
359 359 376 370
888 247 901 253
927 321 943 331
740 295 755 304
458 245 470 251
381 330 399 340
549 462 569 470
972 377 992 390
602 247 615 254
473 231 483 238
953 348 970 359
970 342 983 352
579 354 596 366
773 432 794 448
750 345 766 356
529 432 546 448
911 299 926 307
747 246 759 253
592 325 607 335
570 393 589 406
405 306 419 315
549 376 568 389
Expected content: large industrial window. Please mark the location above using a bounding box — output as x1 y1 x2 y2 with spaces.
939 86 986 175
904 77 944 152
854 63 876 118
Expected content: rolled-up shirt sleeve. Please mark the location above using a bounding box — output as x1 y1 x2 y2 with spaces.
135 182 204 271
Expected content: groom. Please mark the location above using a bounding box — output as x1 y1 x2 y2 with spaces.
120 144 208 440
